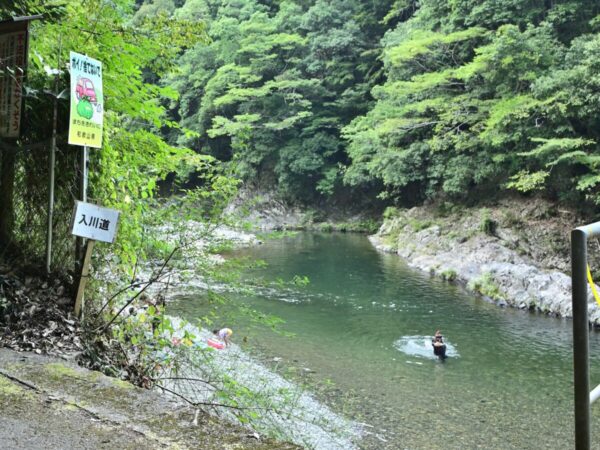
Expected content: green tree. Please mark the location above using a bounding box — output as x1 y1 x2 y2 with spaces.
164 0 394 204
15 0 211 268
343 0 600 207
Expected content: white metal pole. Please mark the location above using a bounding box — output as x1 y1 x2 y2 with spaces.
45 46 60 275
82 145 88 202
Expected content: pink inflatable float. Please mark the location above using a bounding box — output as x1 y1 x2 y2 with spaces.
207 338 225 350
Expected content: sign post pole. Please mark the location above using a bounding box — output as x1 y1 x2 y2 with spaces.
74 239 95 317
82 145 88 202
46 131 55 273
75 145 88 266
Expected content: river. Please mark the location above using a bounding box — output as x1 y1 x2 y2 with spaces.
170 232 600 449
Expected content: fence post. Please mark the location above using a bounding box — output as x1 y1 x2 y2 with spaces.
572 227 592 450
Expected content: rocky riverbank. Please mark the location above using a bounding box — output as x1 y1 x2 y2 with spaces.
225 190 380 233
92 221 361 449
369 199 600 325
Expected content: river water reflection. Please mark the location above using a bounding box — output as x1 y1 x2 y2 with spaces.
171 232 600 449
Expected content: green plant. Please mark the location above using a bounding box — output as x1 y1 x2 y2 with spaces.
381 233 399 250
440 269 458 282
447 231 459 240
317 222 334 232
501 210 523 228
353 219 381 234
407 218 434 232
468 272 504 300
257 230 298 241
479 209 497 236
434 201 462 218
383 207 400 220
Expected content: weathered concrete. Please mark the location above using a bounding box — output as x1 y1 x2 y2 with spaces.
0 348 297 450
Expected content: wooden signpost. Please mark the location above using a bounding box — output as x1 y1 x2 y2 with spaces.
71 201 120 317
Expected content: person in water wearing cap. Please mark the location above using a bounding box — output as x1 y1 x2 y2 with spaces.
213 327 233 347
432 330 447 360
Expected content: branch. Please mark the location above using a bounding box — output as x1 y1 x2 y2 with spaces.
97 246 179 333
95 274 172 317
156 384 255 411
155 376 218 389
398 121 441 131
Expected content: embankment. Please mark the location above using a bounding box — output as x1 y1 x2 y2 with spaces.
369 199 600 325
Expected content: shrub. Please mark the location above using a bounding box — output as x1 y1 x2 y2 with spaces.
479 208 497 236
408 218 434 232
317 223 334 232
501 210 522 228
440 269 457 282
383 207 400 220
468 272 504 300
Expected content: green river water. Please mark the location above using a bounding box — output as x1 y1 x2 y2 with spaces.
170 232 600 449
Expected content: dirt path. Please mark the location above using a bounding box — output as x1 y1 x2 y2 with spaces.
0 348 297 450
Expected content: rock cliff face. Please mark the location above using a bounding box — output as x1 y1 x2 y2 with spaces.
225 190 306 231
369 200 600 325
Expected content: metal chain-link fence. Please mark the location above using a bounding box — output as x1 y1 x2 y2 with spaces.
4 142 79 274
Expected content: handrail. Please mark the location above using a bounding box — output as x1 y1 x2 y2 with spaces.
571 221 600 450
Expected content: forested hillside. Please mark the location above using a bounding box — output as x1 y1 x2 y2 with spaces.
152 0 600 210
137 0 394 205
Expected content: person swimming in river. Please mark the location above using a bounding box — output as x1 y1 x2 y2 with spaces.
432 330 447 360
213 327 233 347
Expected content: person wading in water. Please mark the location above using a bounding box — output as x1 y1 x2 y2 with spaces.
432 330 447 360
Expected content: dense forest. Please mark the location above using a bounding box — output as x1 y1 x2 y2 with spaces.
5 0 600 214
133 0 600 210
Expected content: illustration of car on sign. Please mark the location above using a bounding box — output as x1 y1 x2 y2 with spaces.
75 77 97 103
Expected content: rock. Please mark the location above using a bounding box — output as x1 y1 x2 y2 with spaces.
370 199 600 324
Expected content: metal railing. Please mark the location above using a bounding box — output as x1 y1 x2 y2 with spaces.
571 222 600 449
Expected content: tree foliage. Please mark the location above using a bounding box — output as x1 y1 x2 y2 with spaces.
161 0 395 203
15 0 216 269
342 0 600 206
131 0 600 209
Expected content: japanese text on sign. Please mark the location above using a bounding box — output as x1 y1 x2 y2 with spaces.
68 51 103 148
71 201 120 243
0 26 27 137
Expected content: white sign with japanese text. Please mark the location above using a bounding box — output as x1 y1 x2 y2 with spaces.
68 51 103 148
71 201 120 243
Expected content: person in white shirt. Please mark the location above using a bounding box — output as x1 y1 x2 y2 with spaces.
213 327 233 347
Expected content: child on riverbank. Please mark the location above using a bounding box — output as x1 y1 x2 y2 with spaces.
213 328 233 347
